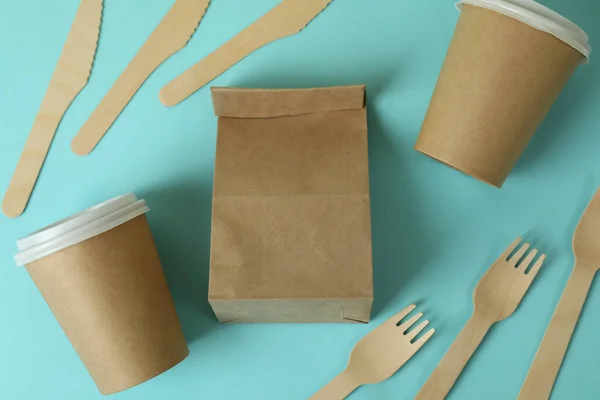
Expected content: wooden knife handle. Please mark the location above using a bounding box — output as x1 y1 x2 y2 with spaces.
518 264 597 400
310 371 359 400
2 112 63 218
415 314 490 400
159 29 268 107
71 48 159 156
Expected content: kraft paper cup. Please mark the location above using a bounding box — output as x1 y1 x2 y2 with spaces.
15 194 189 395
415 0 591 187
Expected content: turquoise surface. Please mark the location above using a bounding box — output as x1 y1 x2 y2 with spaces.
1 0 599 399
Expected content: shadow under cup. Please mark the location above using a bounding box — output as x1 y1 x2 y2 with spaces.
415 1 590 188
15 194 189 395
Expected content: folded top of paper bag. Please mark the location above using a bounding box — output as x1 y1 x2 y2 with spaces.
211 85 366 118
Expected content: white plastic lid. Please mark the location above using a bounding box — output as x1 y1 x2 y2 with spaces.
15 193 150 267
457 0 591 62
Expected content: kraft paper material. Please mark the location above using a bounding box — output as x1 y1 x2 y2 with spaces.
208 85 373 324
26 216 189 395
415 5 583 188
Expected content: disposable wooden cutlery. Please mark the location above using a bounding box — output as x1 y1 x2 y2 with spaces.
518 189 600 400
415 238 545 400
310 304 434 400
71 0 210 156
2 0 102 218
159 0 334 106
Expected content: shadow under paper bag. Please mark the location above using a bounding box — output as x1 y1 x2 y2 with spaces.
15 194 189 395
415 1 590 188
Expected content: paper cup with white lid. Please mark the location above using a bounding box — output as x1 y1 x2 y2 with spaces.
16 193 189 395
415 0 591 187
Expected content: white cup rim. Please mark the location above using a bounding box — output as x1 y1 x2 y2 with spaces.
457 0 591 62
15 193 150 267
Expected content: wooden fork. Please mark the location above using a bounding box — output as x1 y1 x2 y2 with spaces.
518 189 600 400
310 304 435 400
415 238 545 400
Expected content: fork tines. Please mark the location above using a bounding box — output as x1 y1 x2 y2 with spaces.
503 237 546 277
389 304 435 347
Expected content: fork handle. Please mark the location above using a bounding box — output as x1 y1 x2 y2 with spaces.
310 370 359 400
415 313 491 400
518 264 597 400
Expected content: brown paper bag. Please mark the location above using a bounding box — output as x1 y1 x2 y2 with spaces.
208 85 373 323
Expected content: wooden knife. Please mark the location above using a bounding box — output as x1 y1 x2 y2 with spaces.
2 0 103 218
159 0 335 107
71 0 211 156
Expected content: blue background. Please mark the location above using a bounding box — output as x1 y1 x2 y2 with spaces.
1 0 599 399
